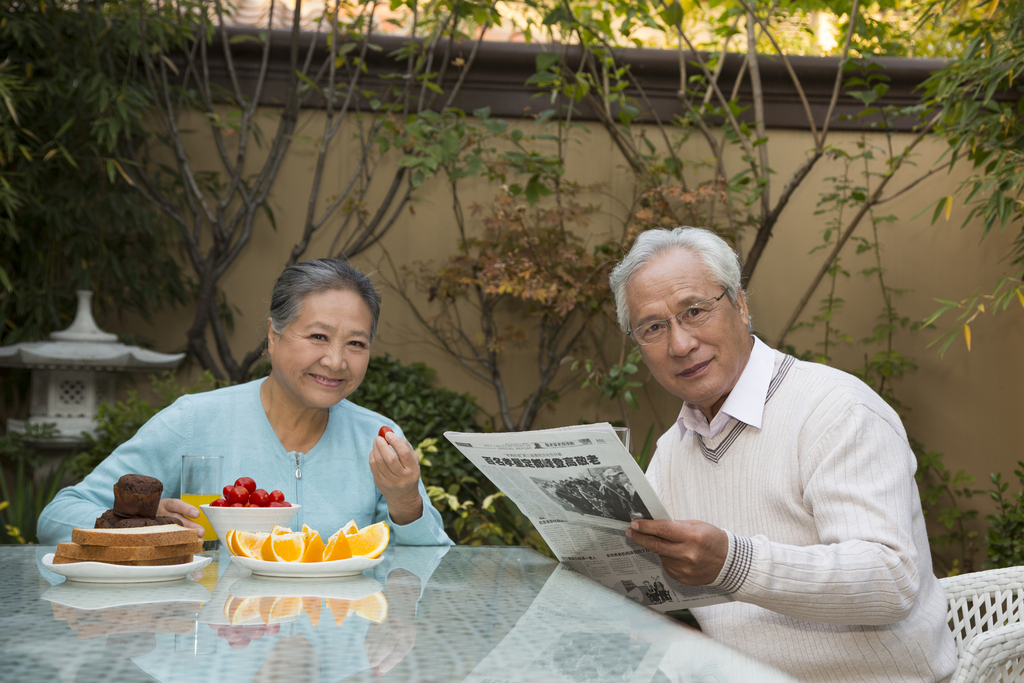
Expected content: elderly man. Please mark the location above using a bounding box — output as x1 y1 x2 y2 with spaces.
611 227 956 683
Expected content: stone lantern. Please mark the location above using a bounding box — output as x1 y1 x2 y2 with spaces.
0 291 185 446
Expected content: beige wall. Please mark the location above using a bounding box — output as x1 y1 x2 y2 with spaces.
112 109 1023 563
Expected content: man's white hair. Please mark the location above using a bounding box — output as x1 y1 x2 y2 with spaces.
609 227 750 333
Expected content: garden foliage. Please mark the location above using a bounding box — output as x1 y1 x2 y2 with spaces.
0 424 63 544
984 462 1024 570
0 1 187 347
348 354 546 550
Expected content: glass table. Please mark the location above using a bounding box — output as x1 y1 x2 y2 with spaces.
1 545 800 682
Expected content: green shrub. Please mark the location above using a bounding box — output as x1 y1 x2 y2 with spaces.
349 354 548 552
0 423 65 544
984 462 1024 569
70 372 225 481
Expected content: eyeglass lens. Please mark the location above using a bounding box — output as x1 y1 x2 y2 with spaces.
632 293 724 345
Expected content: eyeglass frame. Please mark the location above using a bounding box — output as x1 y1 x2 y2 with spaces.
627 290 729 346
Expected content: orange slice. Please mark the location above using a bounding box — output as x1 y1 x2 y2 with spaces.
325 598 351 627
302 596 322 627
348 522 389 558
300 531 325 563
323 531 353 562
226 530 268 559
224 596 261 625
271 525 293 535
259 596 303 624
353 592 388 623
259 532 305 562
341 520 358 536
197 561 219 592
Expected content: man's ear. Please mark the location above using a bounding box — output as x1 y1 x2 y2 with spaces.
735 291 751 328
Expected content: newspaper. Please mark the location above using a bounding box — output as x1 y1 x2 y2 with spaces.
461 563 669 683
461 563 800 683
444 423 729 612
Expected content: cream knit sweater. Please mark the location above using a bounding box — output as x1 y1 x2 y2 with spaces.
646 351 957 683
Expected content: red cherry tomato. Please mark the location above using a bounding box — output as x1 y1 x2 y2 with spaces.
280 501 291 507
209 498 229 507
249 489 270 507
226 485 250 506
223 485 234 499
268 490 285 505
230 503 245 507
234 477 257 494
269 501 292 508
378 425 394 439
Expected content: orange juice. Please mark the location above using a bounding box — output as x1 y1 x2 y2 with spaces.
181 493 220 540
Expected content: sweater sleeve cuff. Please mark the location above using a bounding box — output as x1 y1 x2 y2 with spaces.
709 531 754 595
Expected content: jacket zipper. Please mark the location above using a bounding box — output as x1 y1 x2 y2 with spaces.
288 451 303 530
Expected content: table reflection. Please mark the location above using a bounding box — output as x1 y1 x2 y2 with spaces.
10 545 802 682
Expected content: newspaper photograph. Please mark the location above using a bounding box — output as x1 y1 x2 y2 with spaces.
460 563 669 683
444 423 729 612
463 564 799 683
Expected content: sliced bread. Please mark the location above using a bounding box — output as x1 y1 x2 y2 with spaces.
51 553 195 566
55 541 202 562
72 525 197 547
69 617 196 639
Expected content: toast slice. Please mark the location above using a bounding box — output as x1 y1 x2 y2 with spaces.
51 553 195 566
68 617 196 639
72 525 197 547
56 541 202 562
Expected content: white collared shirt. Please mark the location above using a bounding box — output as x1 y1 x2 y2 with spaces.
677 336 774 439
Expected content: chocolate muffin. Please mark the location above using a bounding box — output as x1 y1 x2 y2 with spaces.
112 474 163 518
95 510 184 529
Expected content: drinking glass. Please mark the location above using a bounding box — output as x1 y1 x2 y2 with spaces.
175 620 218 655
181 455 223 549
613 427 631 454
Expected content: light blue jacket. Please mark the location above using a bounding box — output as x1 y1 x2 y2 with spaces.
37 378 453 546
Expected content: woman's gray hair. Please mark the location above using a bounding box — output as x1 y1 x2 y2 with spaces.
268 258 382 342
609 227 749 333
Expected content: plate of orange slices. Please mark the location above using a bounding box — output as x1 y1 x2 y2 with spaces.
224 521 388 578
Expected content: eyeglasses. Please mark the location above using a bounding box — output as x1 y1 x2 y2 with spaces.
627 291 728 346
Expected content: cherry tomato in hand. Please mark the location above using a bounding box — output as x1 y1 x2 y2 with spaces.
226 486 250 505
268 490 285 505
234 477 257 494
209 498 228 507
249 489 270 507
378 426 394 439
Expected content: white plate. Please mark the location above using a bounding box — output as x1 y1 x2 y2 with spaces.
228 574 382 599
230 554 383 578
41 578 211 610
42 554 212 584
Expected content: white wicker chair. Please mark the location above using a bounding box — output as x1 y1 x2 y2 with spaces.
940 566 1024 683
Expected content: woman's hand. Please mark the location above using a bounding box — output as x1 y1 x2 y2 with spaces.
370 430 424 525
156 498 206 538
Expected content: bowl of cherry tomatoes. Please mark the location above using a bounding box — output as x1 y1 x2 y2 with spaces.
200 477 300 539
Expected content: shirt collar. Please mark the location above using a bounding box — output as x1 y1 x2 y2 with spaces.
676 336 774 438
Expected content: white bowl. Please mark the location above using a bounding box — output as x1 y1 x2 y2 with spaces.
201 504 301 540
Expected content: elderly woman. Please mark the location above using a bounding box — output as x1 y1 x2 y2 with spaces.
37 259 451 546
